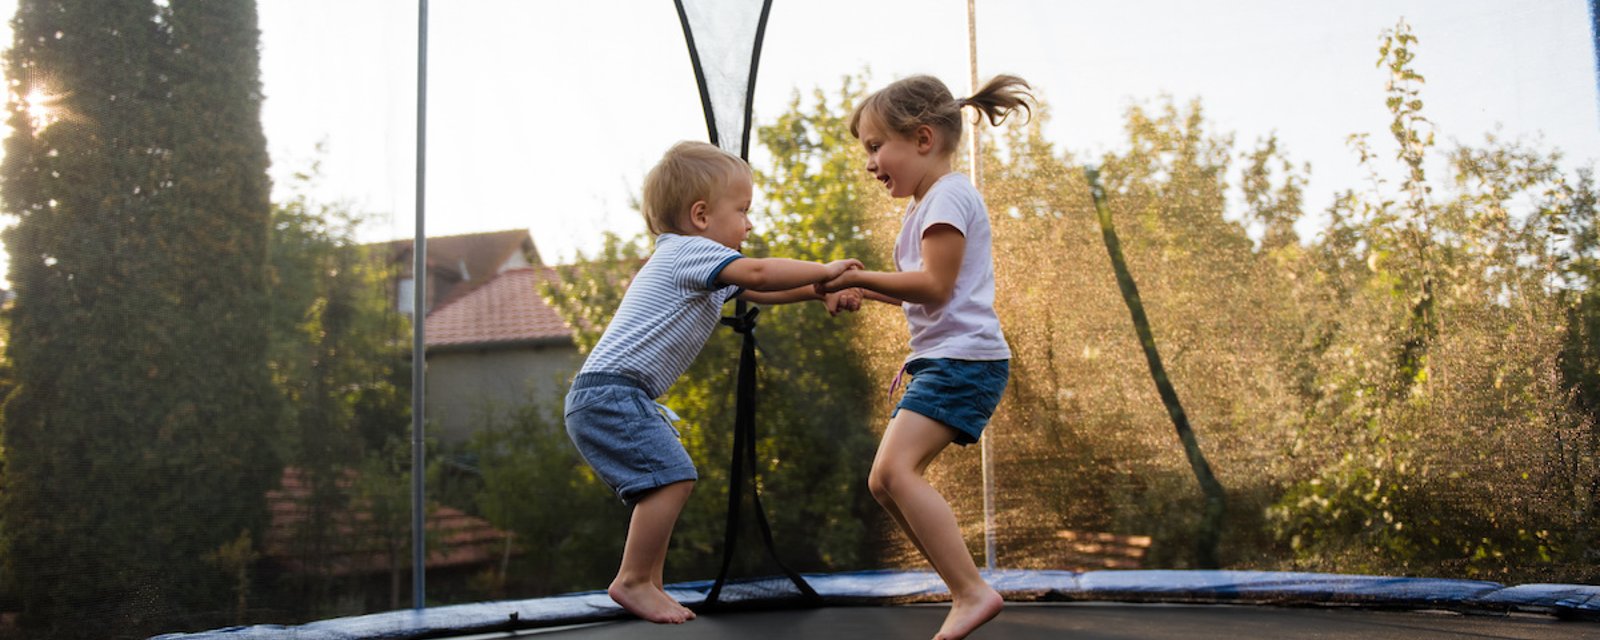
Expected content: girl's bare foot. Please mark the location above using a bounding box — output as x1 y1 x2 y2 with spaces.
934 586 1003 640
609 579 688 624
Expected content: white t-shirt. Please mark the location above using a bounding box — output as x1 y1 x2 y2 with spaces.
579 233 744 398
893 173 1011 362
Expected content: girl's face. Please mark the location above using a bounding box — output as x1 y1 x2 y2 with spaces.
858 114 938 200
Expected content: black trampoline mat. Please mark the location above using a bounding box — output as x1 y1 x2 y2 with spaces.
514 602 1600 639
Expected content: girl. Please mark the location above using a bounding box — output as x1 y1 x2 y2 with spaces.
820 74 1031 640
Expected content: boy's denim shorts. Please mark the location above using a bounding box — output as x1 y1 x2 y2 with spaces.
893 358 1010 445
564 372 697 505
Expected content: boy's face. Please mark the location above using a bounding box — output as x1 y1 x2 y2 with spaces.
859 114 934 199
692 173 753 250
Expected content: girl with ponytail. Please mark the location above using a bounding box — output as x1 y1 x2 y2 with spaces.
819 74 1033 640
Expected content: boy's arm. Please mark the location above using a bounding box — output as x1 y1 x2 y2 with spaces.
717 256 861 292
738 285 822 305
737 287 862 317
821 225 963 306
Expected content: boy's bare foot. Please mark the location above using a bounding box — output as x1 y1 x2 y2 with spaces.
659 587 696 620
609 579 688 624
934 586 1003 640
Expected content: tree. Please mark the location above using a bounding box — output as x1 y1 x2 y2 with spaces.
263 162 412 616
0 1 279 634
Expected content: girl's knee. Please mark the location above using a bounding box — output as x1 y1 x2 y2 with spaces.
867 465 903 504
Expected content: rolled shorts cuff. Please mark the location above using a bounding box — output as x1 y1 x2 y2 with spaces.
615 464 699 506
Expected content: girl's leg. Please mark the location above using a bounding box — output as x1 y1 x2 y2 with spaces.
869 424 941 577
609 480 695 624
869 410 1003 640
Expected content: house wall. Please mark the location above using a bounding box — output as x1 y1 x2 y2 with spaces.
424 342 582 443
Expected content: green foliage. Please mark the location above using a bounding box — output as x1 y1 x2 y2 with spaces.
466 401 624 597
0 1 282 634
264 162 412 615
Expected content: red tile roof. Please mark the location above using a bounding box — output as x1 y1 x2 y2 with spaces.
425 267 572 349
385 229 540 310
265 467 514 576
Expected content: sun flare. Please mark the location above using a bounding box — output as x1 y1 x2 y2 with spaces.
23 88 60 130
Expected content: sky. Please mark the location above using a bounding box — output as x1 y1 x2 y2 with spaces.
0 0 1597 278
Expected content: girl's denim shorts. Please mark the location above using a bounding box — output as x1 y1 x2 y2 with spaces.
564 372 697 505
893 358 1010 445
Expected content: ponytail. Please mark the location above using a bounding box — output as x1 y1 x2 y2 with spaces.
960 74 1033 126
851 73 1035 155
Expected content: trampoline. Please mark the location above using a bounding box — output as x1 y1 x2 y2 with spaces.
152 570 1600 638
3 1 1598 639
516 606 1596 640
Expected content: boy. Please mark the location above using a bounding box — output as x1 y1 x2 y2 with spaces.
564 141 861 623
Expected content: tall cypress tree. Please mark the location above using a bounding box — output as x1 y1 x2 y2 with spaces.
0 1 279 633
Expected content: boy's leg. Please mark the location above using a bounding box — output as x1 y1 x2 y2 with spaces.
650 529 695 620
872 410 1002 640
610 480 695 624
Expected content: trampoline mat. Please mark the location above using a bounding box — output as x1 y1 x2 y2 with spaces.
516 603 1600 640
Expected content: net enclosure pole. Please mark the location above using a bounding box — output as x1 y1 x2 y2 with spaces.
966 0 997 573
411 0 430 611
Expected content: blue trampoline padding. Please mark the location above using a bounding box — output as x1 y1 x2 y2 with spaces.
149 569 1600 639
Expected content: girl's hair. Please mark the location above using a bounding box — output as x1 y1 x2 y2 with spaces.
640 141 752 236
849 74 1034 154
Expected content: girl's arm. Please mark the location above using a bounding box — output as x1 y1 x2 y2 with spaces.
823 225 963 306
861 289 904 306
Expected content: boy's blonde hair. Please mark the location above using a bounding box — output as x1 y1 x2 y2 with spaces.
849 74 1034 154
641 141 752 236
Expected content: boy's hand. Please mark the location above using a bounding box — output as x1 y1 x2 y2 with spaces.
823 259 864 282
824 288 863 316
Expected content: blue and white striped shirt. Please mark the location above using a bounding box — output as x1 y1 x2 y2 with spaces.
578 233 744 398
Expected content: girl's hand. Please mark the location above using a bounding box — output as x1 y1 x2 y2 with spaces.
823 259 864 281
816 268 857 295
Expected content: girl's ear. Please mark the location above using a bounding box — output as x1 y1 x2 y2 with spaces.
915 124 937 155
689 200 711 231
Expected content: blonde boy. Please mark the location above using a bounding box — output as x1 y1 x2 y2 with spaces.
564 141 860 623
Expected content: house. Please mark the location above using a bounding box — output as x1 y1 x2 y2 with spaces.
384 229 542 316
423 266 580 442
264 467 514 611
380 230 581 443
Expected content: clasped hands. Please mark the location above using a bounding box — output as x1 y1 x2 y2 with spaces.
820 259 865 317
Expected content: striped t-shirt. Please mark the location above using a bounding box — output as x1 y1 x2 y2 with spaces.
578 233 744 398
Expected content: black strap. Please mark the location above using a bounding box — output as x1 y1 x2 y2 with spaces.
702 301 820 607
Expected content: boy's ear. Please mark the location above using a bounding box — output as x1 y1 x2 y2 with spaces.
915 124 936 154
688 200 711 231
